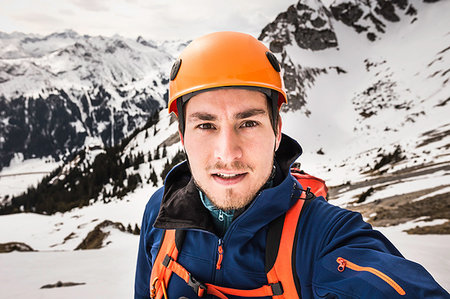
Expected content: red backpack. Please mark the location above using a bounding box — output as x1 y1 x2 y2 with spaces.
150 170 327 299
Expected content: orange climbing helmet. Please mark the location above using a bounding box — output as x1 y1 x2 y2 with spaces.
168 31 287 116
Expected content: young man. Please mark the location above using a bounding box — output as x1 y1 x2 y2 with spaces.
135 32 448 298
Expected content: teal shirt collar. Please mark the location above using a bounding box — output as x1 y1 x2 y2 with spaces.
199 190 235 237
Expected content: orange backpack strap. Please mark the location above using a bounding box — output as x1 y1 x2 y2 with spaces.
266 197 305 298
150 229 186 299
266 171 328 298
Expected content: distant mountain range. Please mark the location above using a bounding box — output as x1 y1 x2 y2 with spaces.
0 30 187 169
1 0 449 220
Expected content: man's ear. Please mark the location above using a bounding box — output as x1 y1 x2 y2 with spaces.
275 115 282 151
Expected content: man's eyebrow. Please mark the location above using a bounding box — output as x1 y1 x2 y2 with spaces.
187 112 217 121
235 109 267 119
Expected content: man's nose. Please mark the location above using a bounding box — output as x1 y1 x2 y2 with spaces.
214 126 243 163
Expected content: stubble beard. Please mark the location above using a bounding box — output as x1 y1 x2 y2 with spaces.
193 156 275 212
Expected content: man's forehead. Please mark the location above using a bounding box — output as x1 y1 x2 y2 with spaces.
185 88 269 114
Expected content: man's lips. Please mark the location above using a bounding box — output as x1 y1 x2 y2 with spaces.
211 172 247 185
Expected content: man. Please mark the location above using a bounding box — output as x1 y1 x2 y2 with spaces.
135 32 448 298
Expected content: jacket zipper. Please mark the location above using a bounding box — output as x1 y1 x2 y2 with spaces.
216 238 224 269
336 257 406 296
215 183 300 271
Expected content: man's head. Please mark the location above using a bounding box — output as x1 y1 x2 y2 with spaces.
181 88 282 210
168 31 287 210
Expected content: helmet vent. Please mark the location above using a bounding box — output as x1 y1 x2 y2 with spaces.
266 52 281 72
170 59 182 81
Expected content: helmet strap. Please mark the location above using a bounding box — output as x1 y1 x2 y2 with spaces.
177 98 186 136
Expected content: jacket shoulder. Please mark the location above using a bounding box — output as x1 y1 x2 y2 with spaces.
144 187 165 222
296 197 448 298
141 187 165 248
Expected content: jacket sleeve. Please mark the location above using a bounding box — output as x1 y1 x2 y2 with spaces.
134 188 165 299
299 198 449 298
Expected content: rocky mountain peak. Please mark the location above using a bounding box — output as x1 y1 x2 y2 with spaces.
259 0 337 52
330 0 418 41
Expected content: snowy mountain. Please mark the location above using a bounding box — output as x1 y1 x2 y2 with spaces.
0 0 449 297
261 0 450 237
259 0 449 177
0 30 185 170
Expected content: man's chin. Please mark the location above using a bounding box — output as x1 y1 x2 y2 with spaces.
194 178 262 210
208 189 255 211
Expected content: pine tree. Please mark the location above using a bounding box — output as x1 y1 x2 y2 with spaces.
133 224 141 235
154 147 160 160
150 169 158 187
161 158 172 181
124 155 131 168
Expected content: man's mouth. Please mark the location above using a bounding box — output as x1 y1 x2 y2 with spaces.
215 173 243 179
212 172 247 185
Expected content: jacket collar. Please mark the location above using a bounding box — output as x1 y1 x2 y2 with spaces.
154 133 303 234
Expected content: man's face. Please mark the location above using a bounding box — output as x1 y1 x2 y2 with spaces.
181 88 282 211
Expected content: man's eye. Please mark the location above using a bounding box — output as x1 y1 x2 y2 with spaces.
197 123 214 130
241 121 258 128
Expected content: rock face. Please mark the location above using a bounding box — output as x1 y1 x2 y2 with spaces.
258 0 422 112
75 220 126 250
40 281 86 289
0 242 34 253
278 53 327 113
260 0 337 53
330 0 417 41
259 0 337 112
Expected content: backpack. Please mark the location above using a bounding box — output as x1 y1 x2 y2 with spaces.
150 170 328 299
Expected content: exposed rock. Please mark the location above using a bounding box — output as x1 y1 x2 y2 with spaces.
0 242 34 253
372 146 405 171
368 192 450 227
417 127 450 148
405 221 450 234
279 51 327 112
405 4 418 16
260 1 337 52
328 162 450 230
75 220 125 250
40 281 86 289
330 0 415 41
375 0 401 22
357 187 375 203
330 2 365 30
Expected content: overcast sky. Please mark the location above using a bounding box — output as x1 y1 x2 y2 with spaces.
0 0 298 41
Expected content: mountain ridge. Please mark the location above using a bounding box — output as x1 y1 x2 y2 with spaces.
0 31 183 170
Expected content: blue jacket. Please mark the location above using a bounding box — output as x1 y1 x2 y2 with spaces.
135 134 448 298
